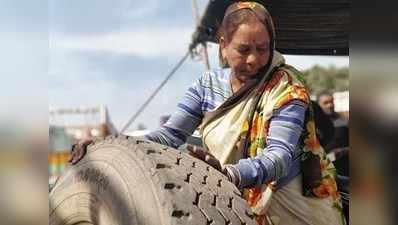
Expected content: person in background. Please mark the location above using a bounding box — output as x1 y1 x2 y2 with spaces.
70 2 345 224
312 100 335 148
317 91 349 177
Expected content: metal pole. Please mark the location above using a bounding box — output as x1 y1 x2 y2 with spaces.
119 50 190 134
191 0 210 70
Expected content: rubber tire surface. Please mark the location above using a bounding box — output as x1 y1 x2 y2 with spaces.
49 136 257 225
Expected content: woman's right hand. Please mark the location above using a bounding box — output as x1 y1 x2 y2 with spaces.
186 144 223 172
68 138 94 165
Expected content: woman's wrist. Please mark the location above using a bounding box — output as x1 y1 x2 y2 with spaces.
224 164 242 187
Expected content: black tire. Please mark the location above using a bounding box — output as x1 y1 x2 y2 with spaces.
49 135 257 225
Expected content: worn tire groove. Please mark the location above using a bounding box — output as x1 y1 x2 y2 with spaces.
50 136 257 225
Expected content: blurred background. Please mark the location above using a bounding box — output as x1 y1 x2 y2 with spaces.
0 0 397 225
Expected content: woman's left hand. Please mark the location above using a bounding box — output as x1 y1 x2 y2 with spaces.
186 144 223 172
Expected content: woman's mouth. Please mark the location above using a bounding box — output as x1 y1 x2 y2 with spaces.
240 69 256 75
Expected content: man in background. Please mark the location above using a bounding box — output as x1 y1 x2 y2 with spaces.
317 91 349 177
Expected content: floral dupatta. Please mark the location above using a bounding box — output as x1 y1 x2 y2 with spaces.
200 53 343 222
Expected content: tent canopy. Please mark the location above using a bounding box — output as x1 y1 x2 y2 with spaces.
190 0 349 56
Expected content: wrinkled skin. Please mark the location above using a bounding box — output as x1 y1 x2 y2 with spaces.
220 21 270 92
68 138 93 165
186 144 225 173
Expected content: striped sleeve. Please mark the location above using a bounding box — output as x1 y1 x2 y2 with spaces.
233 100 308 188
144 78 204 148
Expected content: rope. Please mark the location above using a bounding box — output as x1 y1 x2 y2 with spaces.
119 50 191 134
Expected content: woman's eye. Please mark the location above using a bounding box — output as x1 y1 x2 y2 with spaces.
237 47 250 54
257 48 267 54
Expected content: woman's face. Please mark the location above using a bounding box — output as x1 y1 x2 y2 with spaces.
220 21 270 82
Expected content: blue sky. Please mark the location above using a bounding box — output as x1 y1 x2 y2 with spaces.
48 0 349 131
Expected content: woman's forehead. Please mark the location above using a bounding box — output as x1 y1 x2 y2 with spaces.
230 23 270 44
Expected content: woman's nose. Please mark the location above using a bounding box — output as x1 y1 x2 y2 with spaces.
247 51 259 66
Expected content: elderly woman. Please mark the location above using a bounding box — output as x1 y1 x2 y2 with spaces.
70 2 345 225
